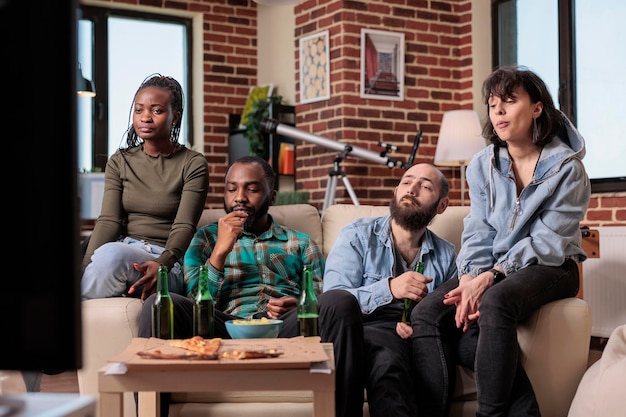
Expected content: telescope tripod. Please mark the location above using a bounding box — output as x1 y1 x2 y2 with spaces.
323 146 359 214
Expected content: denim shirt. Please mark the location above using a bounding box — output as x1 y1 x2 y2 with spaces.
323 214 458 314
458 112 591 278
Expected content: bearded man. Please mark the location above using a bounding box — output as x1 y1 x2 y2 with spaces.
322 163 457 417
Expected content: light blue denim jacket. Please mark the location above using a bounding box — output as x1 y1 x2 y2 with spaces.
323 214 458 314
458 112 591 278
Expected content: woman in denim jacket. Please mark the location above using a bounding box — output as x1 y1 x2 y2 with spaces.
411 66 591 417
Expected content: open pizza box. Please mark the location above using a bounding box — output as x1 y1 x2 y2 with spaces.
109 336 331 371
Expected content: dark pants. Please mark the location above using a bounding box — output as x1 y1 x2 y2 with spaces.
362 308 417 417
411 260 580 417
136 289 364 417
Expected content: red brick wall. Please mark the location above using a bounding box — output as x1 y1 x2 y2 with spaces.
97 0 625 227
584 194 626 227
293 0 476 208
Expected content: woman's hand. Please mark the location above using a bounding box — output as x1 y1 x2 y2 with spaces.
444 273 491 332
128 260 161 302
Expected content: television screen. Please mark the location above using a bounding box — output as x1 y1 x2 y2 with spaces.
0 0 82 371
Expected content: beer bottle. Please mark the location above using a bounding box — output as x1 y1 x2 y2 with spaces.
297 264 319 336
193 265 215 338
401 260 424 325
152 265 174 339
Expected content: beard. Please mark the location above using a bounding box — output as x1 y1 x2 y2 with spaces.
389 195 439 231
224 197 271 231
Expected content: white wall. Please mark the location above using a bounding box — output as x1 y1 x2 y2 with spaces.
472 0 492 123
257 4 297 105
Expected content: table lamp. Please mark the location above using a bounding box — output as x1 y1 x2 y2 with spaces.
434 110 486 205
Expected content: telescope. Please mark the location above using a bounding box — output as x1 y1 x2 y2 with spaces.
260 118 406 169
260 118 422 212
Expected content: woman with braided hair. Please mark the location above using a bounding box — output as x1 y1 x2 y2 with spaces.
81 74 209 302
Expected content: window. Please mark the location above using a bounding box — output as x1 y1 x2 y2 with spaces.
493 0 626 192
77 6 192 173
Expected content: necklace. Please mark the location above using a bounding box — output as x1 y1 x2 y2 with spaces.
510 145 543 192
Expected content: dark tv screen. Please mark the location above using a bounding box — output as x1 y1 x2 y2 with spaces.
0 0 82 371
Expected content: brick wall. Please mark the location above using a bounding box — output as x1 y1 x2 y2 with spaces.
293 0 477 208
584 193 626 227
97 0 625 227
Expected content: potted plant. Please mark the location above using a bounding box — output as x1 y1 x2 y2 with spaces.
243 94 283 158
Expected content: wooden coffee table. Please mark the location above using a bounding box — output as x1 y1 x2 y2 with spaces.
98 337 335 417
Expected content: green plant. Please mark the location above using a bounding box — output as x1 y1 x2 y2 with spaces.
243 94 283 157
275 191 310 206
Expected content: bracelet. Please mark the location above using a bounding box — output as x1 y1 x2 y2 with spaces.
488 268 506 284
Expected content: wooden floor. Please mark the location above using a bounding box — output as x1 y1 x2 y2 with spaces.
39 337 608 394
40 371 80 393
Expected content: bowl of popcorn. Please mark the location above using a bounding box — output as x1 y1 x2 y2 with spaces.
225 318 283 339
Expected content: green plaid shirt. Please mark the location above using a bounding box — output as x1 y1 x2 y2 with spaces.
184 214 325 319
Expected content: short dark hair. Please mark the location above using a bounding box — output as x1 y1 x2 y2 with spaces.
227 156 276 191
482 65 565 147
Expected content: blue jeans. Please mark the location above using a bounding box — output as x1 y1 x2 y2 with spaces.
411 259 579 417
81 237 183 300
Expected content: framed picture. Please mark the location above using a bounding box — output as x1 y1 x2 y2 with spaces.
299 30 330 104
360 29 405 101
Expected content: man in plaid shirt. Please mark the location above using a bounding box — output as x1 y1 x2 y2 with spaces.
139 155 325 338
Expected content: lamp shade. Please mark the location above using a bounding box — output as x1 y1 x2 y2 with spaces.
77 64 96 98
434 110 485 166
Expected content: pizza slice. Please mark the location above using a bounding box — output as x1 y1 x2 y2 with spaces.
170 336 222 356
219 348 283 360
137 336 222 360
137 350 209 360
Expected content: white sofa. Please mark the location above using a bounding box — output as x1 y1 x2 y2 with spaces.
78 203 592 417
568 324 625 417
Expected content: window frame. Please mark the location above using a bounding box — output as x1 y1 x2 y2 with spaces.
79 5 193 172
492 0 625 193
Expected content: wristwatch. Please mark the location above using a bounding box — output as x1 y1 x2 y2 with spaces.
489 268 506 284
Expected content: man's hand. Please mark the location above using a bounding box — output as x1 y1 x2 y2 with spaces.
389 270 433 302
209 211 248 270
396 321 413 339
267 296 297 319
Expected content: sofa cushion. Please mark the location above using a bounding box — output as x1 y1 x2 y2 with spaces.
321 204 470 257
568 324 625 417
321 204 390 257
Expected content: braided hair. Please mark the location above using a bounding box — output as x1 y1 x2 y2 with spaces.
122 74 184 149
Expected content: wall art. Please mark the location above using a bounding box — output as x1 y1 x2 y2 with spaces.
360 28 405 101
299 30 330 104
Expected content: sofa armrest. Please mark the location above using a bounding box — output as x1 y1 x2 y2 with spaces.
568 324 625 417
517 297 591 417
78 298 142 417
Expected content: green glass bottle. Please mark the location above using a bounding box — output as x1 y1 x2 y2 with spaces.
193 265 215 338
401 260 424 325
152 265 174 339
297 264 319 336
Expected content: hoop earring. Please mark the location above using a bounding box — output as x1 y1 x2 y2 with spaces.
533 118 538 143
